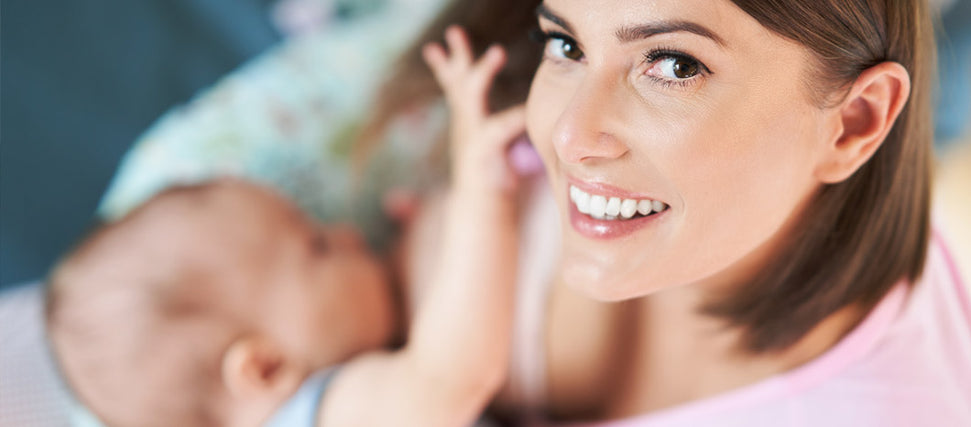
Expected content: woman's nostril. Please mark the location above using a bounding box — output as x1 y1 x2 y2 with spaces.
554 129 628 164
551 95 629 163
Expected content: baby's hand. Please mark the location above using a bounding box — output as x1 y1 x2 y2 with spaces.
423 26 526 197
317 29 525 427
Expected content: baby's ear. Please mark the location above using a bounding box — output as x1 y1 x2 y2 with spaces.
814 61 910 183
221 336 304 401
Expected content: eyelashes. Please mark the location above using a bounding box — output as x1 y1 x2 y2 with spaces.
642 48 711 88
528 28 560 45
530 28 711 89
530 29 584 61
528 28 550 44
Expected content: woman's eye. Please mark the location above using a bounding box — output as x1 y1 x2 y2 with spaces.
647 55 702 80
545 35 584 61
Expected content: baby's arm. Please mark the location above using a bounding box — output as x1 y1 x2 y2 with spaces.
316 27 524 427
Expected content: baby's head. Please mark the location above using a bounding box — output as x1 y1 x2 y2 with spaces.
46 180 396 427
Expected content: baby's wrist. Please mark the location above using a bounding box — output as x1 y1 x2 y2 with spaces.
452 160 516 194
451 179 516 205
446 185 517 218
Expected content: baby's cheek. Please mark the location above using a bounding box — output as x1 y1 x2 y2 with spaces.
347 266 396 350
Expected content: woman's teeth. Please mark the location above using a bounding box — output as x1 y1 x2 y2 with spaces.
569 185 668 220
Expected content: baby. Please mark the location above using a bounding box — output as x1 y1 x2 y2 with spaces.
46 180 399 426
47 26 527 427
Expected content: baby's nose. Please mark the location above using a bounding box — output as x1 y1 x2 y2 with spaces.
327 224 366 250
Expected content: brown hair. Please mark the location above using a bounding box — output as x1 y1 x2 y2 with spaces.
702 0 936 352
361 0 934 353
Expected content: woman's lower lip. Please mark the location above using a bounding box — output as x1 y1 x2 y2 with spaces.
568 200 665 239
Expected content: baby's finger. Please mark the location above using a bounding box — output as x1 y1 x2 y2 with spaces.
468 46 507 116
422 43 452 86
444 25 474 67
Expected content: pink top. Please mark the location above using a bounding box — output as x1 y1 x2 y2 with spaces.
533 230 971 427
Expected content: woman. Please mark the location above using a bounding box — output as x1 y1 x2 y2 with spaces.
398 0 971 425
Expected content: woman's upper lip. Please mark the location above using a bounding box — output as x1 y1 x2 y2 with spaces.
566 175 664 202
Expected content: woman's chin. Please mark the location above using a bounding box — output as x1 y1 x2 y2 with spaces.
559 259 668 302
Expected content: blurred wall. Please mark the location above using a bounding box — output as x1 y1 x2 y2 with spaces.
1 0 281 288
937 0 971 145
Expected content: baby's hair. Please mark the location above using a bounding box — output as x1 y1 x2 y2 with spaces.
46 182 257 427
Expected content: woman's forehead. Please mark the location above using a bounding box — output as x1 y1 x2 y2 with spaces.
537 0 764 49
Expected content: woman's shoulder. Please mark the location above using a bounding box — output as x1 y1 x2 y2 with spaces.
870 227 971 381
782 228 971 425
885 228 971 361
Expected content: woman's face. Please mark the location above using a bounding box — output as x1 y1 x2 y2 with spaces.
527 0 833 300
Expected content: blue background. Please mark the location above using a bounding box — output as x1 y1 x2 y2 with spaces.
1 0 282 287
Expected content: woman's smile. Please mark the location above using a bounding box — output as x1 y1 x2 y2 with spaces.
566 177 670 239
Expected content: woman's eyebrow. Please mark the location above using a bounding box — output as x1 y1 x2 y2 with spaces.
536 4 576 34
536 3 726 48
616 21 726 47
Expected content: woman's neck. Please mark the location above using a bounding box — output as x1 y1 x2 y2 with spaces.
607 282 865 417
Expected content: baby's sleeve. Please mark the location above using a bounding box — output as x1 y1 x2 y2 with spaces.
263 369 337 427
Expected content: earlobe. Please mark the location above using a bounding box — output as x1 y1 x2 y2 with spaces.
222 336 303 399
815 62 911 183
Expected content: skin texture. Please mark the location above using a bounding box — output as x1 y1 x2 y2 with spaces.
523 0 911 419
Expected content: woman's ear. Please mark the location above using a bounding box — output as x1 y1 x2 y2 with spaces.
815 61 911 183
221 335 304 401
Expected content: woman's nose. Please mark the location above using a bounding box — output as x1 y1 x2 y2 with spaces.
551 74 629 165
